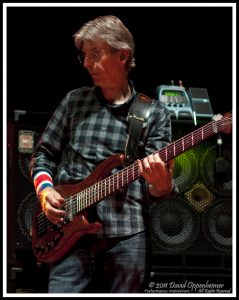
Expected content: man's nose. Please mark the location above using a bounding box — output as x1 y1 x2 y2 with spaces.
83 56 94 68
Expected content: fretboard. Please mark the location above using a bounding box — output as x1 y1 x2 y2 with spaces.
64 115 231 218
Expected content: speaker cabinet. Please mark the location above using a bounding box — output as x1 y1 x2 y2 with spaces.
7 111 51 293
148 120 232 290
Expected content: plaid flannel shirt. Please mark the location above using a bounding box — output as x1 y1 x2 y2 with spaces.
30 83 172 238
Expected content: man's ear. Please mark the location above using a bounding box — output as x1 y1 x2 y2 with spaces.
120 50 129 62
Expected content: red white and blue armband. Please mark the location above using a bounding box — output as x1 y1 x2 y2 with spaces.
33 171 54 196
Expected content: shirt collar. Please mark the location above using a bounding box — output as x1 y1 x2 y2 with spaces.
94 81 137 110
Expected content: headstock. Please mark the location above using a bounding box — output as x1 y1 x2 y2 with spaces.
213 112 232 134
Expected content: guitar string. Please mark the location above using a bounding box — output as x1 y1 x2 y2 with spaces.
63 116 232 212
36 117 232 233
35 117 232 234
62 116 232 214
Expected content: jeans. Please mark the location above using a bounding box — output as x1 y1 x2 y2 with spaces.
48 231 150 293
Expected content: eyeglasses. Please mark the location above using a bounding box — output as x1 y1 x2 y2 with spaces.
77 50 104 64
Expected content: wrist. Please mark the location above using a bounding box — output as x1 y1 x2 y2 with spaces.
148 183 172 198
38 186 54 212
33 171 53 196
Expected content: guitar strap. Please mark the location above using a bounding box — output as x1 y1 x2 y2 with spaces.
125 93 153 163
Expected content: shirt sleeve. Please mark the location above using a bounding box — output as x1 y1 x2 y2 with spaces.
143 99 179 200
30 93 70 181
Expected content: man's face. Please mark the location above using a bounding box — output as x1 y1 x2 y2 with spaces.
82 41 123 88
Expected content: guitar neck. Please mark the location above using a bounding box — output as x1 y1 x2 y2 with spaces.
65 115 231 216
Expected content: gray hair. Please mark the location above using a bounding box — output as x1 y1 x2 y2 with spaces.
73 15 136 71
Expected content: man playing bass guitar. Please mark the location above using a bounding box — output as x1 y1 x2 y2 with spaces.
30 15 176 293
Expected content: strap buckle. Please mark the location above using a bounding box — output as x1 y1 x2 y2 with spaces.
128 114 145 122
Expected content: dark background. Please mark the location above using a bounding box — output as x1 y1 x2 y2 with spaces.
7 5 233 120
5 5 234 293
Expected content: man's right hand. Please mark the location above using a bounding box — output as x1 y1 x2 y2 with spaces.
38 186 65 224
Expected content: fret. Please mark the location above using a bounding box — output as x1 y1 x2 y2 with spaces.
83 189 87 209
100 180 104 198
91 184 96 203
185 136 191 148
107 177 109 195
66 197 73 220
108 177 111 195
68 197 74 216
174 140 182 157
213 120 218 134
63 114 231 217
84 188 88 208
116 171 121 189
93 184 97 202
113 174 117 192
191 133 194 146
130 165 134 181
135 164 138 181
88 187 91 206
79 190 83 211
89 186 93 206
107 177 110 196
105 177 108 195
88 186 92 205
97 182 100 201
165 146 168 161
94 183 98 202
121 170 125 187
73 196 77 216
116 172 119 189
91 183 96 202
99 180 103 200
166 143 175 161
91 185 95 205
117 171 121 189
85 189 88 209
97 182 101 201
105 178 107 196
104 178 106 197
109 175 114 194
70 196 74 218
77 193 81 211
79 191 82 211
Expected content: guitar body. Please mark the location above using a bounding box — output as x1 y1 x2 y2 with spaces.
31 153 125 263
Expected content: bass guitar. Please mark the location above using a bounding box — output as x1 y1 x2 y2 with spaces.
31 112 232 263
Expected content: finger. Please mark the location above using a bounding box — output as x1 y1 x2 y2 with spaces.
137 158 151 179
148 154 155 164
152 153 163 166
48 191 65 209
143 155 154 174
47 209 65 224
44 198 65 223
152 153 173 173
47 203 65 219
137 159 143 174
150 154 166 173
50 218 61 225
153 153 162 163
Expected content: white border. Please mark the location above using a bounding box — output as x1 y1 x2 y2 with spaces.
3 2 237 7
3 2 237 298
